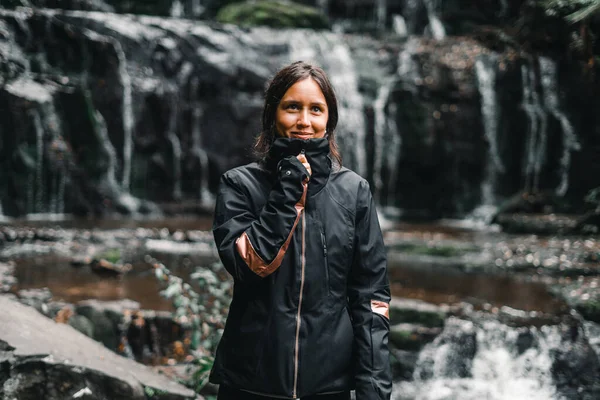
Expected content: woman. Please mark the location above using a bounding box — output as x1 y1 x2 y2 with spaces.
210 61 392 400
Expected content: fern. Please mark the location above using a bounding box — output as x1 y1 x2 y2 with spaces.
541 0 600 22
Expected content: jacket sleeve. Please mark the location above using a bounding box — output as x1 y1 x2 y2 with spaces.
212 155 311 281
347 179 392 400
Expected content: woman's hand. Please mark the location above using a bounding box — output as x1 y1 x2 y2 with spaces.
276 154 312 184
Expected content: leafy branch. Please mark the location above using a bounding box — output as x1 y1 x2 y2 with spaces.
149 255 232 393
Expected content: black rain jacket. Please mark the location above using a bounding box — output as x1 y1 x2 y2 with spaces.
210 138 392 399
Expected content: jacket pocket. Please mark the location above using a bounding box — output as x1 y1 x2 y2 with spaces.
301 217 331 311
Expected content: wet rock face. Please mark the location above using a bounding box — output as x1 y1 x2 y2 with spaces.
0 8 267 216
0 5 598 219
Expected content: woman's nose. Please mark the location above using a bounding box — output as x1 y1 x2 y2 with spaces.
297 110 309 127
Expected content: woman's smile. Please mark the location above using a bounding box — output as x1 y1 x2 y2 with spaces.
275 77 329 139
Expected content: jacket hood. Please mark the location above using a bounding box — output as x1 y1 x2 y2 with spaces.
265 138 331 196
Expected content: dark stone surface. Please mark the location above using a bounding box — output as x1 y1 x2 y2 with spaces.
0 295 195 399
552 321 600 399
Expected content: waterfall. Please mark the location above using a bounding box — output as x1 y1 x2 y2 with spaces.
376 0 387 29
317 0 330 15
170 0 184 18
499 0 509 18
93 108 121 197
423 0 446 40
165 84 182 200
392 15 408 37
393 318 561 399
286 31 367 176
472 53 502 222
189 77 213 206
167 132 182 200
373 79 401 209
538 57 580 196
33 110 44 213
191 0 204 17
112 40 135 191
398 38 422 92
521 59 548 193
404 0 421 35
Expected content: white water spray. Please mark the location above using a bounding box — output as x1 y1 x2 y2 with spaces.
394 318 562 400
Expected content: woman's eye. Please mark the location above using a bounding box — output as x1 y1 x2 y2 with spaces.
286 104 299 110
312 106 322 113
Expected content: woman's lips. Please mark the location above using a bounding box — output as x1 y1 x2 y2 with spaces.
290 132 313 139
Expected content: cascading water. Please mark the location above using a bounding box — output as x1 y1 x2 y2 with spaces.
167 89 183 201
316 0 330 15
471 53 503 222
170 0 184 18
521 58 548 193
191 0 204 17
33 109 44 214
4 75 66 217
113 39 135 191
370 39 420 213
286 31 367 176
403 0 421 36
373 79 401 210
393 15 408 37
538 57 580 196
393 318 563 400
398 38 422 92
376 0 387 29
189 77 213 206
423 0 446 40
89 97 120 199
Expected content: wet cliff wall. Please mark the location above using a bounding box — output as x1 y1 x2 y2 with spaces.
0 3 598 219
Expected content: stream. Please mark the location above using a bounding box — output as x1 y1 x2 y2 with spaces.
2 216 599 399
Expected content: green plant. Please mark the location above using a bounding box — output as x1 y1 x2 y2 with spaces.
151 256 232 393
216 0 329 29
97 248 122 263
585 186 600 208
537 0 599 72
541 0 600 22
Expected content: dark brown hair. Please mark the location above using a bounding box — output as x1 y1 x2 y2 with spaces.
254 61 342 166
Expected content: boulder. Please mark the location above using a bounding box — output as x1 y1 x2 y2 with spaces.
0 295 196 400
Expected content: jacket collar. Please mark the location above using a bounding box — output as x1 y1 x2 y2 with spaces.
265 138 331 196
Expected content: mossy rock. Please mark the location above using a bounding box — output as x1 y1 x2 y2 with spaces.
393 242 467 258
576 299 600 323
389 324 441 351
390 307 445 327
216 0 330 29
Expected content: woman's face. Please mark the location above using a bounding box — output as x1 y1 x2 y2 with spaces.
275 77 329 140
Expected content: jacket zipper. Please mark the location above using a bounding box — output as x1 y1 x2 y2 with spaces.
320 230 329 290
293 207 306 398
293 148 307 398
